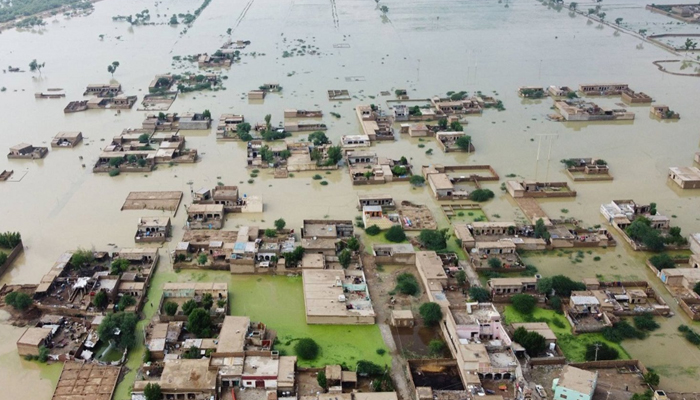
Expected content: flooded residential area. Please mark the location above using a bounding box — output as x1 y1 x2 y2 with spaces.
0 0 699 400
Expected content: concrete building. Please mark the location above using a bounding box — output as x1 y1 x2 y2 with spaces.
51 132 83 148
668 166 700 189
179 112 212 130
552 365 598 400
357 194 395 209
488 277 538 296
8 143 49 159
391 309 414 327
355 105 395 141
187 204 225 229
341 134 371 148
554 100 635 121
301 220 353 239
373 244 416 265
217 114 245 139
511 322 557 345
83 83 122 97
133 359 218 399
651 105 680 120
415 251 448 292
16 327 53 356
578 83 629 95
135 217 171 243
302 269 375 324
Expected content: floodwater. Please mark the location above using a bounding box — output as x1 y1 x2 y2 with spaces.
0 0 699 396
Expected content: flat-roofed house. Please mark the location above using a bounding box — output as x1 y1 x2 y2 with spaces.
668 166 700 189
488 277 538 295
187 204 224 230
135 217 171 243
51 132 83 148
415 251 448 292
552 365 598 400
17 327 53 356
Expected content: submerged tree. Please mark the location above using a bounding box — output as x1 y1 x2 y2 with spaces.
29 59 45 76
107 61 120 77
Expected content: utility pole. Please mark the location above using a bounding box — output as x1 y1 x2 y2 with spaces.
594 342 601 361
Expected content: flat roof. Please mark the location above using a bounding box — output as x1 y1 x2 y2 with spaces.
17 327 52 346
301 253 325 269
472 221 517 228
162 282 228 291
373 243 415 254
428 173 453 190
358 194 393 200
278 356 297 386
489 277 537 286
54 131 82 139
556 365 597 395
138 216 170 227
354 393 399 400
392 309 414 320
243 355 279 377
156 358 217 391
511 322 557 341
302 270 375 318
475 240 517 249
669 166 700 181
216 316 250 353
415 251 446 280
187 204 224 213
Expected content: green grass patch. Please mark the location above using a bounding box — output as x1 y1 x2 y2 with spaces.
503 306 629 361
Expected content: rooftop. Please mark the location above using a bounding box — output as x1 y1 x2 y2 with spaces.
17 327 52 346
669 166 700 181
216 316 251 354
556 365 597 395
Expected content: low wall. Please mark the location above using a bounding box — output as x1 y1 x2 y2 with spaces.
0 240 23 278
570 359 648 375
529 356 566 366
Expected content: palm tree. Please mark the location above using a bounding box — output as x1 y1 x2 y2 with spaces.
569 2 578 10
29 59 45 76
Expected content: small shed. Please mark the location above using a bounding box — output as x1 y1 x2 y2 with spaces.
391 309 414 327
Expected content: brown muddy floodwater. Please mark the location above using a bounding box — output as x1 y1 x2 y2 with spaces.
0 0 699 396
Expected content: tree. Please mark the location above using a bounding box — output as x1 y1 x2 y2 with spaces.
118 294 136 311
649 253 675 270
202 293 214 310
265 229 277 238
395 273 420 296
93 291 108 309
325 145 343 165
455 135 472 151
182 299 197 316
138 133 150 144
37 345 49 362
164 301 178 316
380 5 389 13
5 291 33 311
633 313 659 331
469 287 491 302
534 218 550 241
585 342 618 361
187 308 212 336
449 121 463 132
537 277 553 294
347 236 360 251
428 339 445 356
487 257 502 269
294 338 319 360
419 302 443 326
409 175 426 186
107 61 119 77
144 383 162 400
183 345 200 359
202 109 211 120
598 12 606 21
384 225 406 242
111 258 130 275
456 270 467 286
643 371 660 388
71 248 94 268
685 38 698 51
615 17 623 25
308 131 330 146
264 114 272 130
512 327 547 356
317 370 327 389
418 229 448 251
29 59 45 76
569 2 578 10
468 189 494 202
338 249 352 269
549 296 562 313
98 312 138 349
169 14 178 24
274 218 286 231
550 275 586 297
511 294 537 314
197 253 208 265
365 225 381 236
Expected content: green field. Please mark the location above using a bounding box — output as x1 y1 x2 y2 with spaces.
502 305 629 362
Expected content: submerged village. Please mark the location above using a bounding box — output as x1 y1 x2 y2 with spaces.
2 1 700 400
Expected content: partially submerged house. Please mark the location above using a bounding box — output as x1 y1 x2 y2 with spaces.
186 204 225 230
668 166 700 189
7 143 48 159
552 365 598 400
347 150 412 185
284 109 323 118
302 269 375 324
554 100 635 121
357 194 395 209
284 121 327 132
216 114 245 139
578 83 629 96
193 185 263 213
51 132 83 148
355 105 395 141
563 158 612 181
85 95 137 110
341 134 371 148
651 104 680 120
135 217 171 243
506 180 576 198
83 83 122 97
